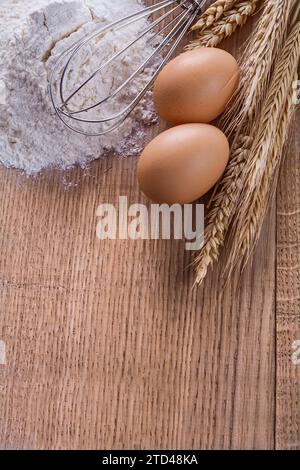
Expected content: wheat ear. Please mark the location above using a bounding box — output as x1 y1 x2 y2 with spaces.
194 0 295 285
225 22 300 274
223 0 294 133
191 0 238 31
194 135 252 285
186 0 258 49
226 82 297 275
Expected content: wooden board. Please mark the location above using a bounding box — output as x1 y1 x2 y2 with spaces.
0 152 276 450
276 118 300 450
0 4 299 450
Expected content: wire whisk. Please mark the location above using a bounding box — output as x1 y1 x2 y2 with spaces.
49 0 206 136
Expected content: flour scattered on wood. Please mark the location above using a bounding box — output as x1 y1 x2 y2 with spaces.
0 0 157 175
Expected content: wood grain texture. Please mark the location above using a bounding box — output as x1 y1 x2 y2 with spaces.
0 154 275 450
276 113 300 450
0 3 293 450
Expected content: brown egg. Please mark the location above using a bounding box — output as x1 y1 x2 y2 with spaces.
137 123 229 204
153 48 240 125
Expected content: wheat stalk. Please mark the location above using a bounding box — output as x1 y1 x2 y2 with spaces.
291 0 300 26
225 22 300 274
194 0 296 285
192 0 239 31
186 1 257 49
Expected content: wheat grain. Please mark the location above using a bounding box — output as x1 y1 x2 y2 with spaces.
186 1 257 49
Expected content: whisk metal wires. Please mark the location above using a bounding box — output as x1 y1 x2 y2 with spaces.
49 0 206 136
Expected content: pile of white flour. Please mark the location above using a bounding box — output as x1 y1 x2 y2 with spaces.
0 0 155 174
